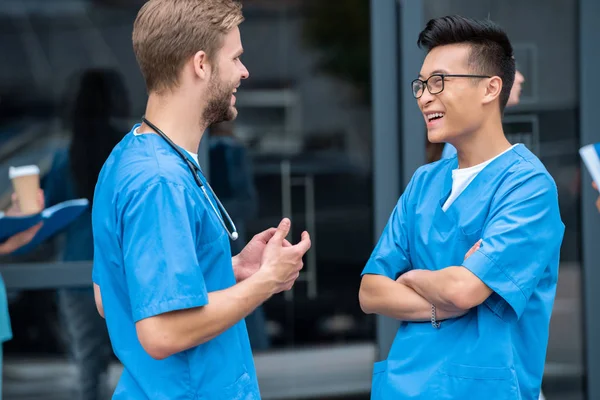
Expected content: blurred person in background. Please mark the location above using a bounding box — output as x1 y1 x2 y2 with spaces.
208 121 269 351
0 68 125 399
41 68 128 400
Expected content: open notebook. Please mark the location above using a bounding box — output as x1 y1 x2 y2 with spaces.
580 143 600 191
0 198 89 254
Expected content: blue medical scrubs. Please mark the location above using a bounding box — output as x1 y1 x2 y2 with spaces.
441 142 457 159
92 124 260 399
363 144 564 400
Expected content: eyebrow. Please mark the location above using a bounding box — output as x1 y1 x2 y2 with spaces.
418 69 448 78
234 48 244 58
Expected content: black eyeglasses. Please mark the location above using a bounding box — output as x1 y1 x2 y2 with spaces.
411 74 491 99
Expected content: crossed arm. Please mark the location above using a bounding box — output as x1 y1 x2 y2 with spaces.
359 241 493 322
359 274 467 321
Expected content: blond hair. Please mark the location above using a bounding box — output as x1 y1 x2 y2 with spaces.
132 0 244 93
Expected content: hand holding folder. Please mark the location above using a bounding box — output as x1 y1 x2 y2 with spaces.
0 196 89 255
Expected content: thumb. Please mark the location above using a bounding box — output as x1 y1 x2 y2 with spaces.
270 218 291 245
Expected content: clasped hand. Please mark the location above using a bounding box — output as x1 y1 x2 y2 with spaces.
233 218 311 293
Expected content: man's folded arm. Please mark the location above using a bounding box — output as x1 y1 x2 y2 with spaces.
398 266 493 311
359 274 468 321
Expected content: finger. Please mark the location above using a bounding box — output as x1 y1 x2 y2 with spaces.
464 240 481 260
9 193 19 212
593 181 598 190
38 189 45 208
270 218 291 244
465 243 480 258
283 239 292 248
253 228 277 243
292 231 311 254
596 197 600 213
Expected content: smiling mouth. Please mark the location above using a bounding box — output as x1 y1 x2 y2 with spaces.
426 112 445 122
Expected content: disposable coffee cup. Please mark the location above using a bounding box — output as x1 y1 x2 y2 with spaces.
9 165 41 215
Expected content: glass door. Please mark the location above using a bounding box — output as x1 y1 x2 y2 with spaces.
230 1 375 398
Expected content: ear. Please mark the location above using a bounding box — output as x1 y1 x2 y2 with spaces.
192 51 209 80
481 76 502 106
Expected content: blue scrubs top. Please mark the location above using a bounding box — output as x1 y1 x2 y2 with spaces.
363 144 564 400
92 125 260 399
441 143 457 159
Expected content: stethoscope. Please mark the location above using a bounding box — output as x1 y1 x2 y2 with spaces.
141 117 238 241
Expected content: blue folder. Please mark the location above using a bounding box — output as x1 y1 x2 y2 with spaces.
0 198 89 254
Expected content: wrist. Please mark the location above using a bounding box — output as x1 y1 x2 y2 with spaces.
231 255 241 281
251 267 278 297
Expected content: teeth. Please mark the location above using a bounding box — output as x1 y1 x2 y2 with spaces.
427 112 444 120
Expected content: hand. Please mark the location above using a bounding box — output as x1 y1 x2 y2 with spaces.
233 227 292 282
0 223 42 255
257 218 311 294
5 189 45 217
592 182 600 213
396 239 481 284
0 189 45 255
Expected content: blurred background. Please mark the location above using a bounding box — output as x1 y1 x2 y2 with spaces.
0 0 597 399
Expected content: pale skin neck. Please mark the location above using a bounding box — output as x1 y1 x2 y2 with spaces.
454 112 512 169
138 89 210 154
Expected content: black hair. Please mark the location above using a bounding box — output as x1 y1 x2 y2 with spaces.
62 68 129 204
417 15 515 112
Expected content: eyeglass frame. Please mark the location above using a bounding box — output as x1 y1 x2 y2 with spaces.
411 74 492 99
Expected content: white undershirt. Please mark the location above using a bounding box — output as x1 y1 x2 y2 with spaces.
442 144 517 211
134 127 199 165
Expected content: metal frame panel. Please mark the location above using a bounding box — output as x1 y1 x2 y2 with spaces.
579 0 600 398
372 0 425 359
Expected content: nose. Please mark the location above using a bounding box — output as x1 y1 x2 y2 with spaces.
418 85 435 108
240 61 249 80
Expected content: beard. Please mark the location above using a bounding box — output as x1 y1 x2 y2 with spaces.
203 74 237 126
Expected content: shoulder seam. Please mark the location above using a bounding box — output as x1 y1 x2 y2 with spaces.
126 179 199 209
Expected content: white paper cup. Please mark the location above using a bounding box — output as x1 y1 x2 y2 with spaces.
9 165 41 215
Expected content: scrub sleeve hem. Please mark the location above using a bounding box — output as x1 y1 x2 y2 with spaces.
361 264 397 279
133 295 209 322
462 250 527 319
